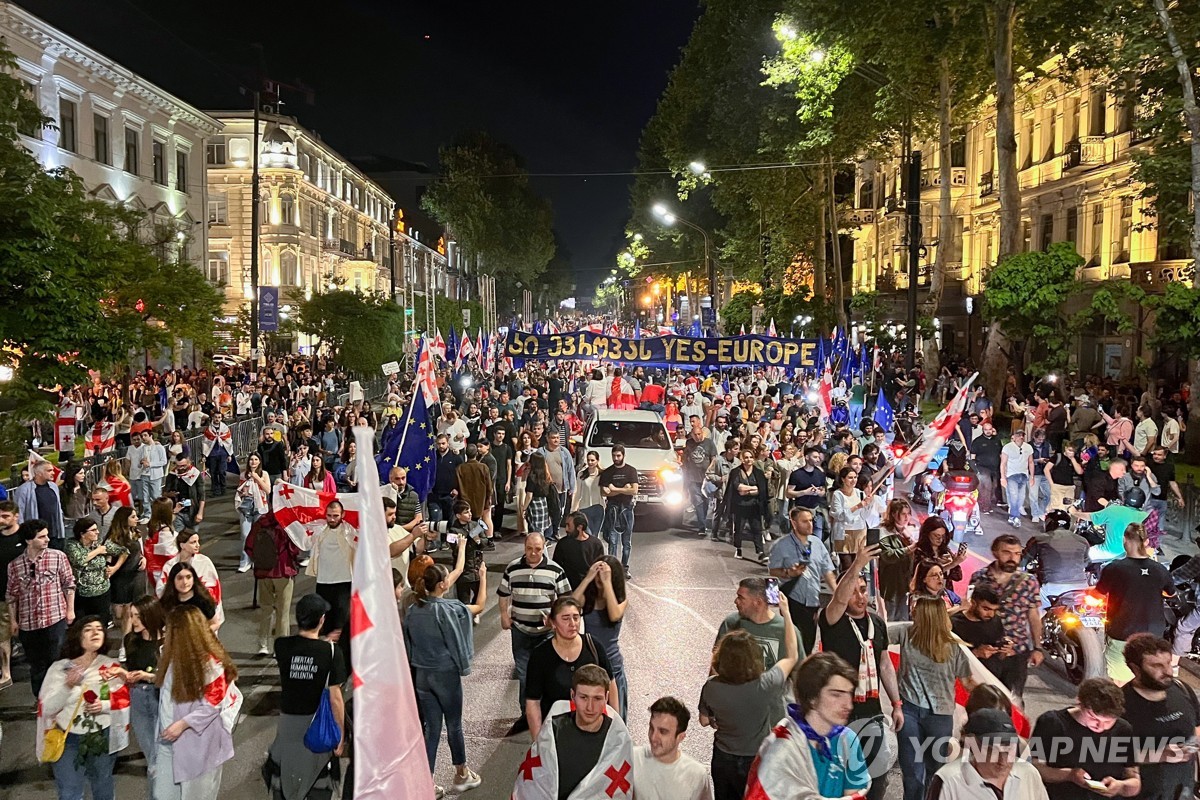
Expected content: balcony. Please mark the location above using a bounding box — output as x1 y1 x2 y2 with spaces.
920 167 969 189
843 208 877 226
1062 140 1082 171
1081 136 1106 166
323 238 356 257
979 171 994 198
884 196 904 215
1130 260 1195 292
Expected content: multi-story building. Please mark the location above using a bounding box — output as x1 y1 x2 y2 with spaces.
1 1 221 266
205 111 396 348
850 61 1191 378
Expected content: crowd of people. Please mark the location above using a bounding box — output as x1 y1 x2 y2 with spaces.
1 343 1197 800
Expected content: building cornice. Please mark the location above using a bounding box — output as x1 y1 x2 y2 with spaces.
0 3 222 136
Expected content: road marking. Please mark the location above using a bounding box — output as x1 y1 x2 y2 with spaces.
626 582 719 634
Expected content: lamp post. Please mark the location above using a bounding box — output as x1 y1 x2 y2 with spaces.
965 295 975 363
651 203 717 326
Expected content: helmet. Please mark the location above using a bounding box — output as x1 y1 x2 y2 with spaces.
1044 509 1071 532
1123 486 1146 509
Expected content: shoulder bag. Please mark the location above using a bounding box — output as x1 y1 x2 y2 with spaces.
303 643 342 754
41 690 88 763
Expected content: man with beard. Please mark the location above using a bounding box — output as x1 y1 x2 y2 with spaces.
968 534 1044 700
1121 634 1200 800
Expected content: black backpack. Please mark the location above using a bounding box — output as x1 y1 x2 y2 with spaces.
251 521 280 572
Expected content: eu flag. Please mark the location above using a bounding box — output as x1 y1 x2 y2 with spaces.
398 390 436 501
873 391 895 433
446 324 458 367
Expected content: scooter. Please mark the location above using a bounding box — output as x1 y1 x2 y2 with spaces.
938 470 983 542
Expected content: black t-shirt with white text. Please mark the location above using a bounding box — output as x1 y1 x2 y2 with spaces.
274 635 349 715
599 464 639 508
1029 708 1135 800
1122 681 1200 800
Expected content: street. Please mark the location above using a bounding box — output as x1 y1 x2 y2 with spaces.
6 486 1190 800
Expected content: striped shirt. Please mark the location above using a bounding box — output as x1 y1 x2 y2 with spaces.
497 555 571 635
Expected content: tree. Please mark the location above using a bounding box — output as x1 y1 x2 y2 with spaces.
421 132 556 306
1146 283 1200 459
294 291 404 376
0 43 221 422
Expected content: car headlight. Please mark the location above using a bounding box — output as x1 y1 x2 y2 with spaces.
659 466 683 483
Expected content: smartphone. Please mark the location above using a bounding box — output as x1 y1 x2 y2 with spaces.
866 528 881 547
180 499 191 508
765 578 781 606
446 533 459 545
1083 779 1107 793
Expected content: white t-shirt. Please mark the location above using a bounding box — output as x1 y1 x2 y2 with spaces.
1001 442 1033 478
387 523 413 585
315 525 353 584
439 419 469 453
1162 417 1181 453
631 745 713 800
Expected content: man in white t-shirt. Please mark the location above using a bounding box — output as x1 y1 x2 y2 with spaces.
631 696 713 800
438 408 470 454
1000 429 1034 528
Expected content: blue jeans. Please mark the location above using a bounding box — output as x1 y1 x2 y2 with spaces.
849 403 864 433
1004 474 1029 521
602 504 635 567
898 701 954 800
206 447 229 493
129 682 160 796
579 504 604 540
687 481 710 532
414 667 466 769
53 732 117 800
1031 475 1051 519
238 508 261 570
511 627 551 714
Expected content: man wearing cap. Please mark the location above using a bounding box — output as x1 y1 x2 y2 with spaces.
927 708 1048 800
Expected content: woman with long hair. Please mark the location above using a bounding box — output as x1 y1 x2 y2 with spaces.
234 453 270 573
35 616 129 799
699 598 799 800
105 506 143 638
157 531 223 625
304 453 336 494
522 451 554 539
334 439 359 493
830 466 881 568
154 605 240 799
909 559 961 613
895 596 975 800
571 450 605 536
60 462 90 524
66 518 128 626
403 562 487 795
165 430 189 461
878 498 918 621
913 516 967 589
571 556 629 718
159 561 219 631
121 597 165 791
513 431 535 535
144 497 180 591
99 459 132 510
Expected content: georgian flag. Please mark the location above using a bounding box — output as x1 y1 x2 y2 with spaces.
156 554 225 628
768 318 778 337
455 330 475 370
144 524 179 590
898 372 977 478
818 369 833 419
271 481 364 551
585 323 603 334
55 397 75 453
27 450 62 483
511 700 633 800
36 659 131 762
431 329 447 361
84 421 115 457
546 320 560 335
99 475 132 510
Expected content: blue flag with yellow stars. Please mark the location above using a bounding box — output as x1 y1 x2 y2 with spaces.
376 389 436 500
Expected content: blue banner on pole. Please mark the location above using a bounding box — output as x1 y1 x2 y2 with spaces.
503 330 821 369
258 287 279 332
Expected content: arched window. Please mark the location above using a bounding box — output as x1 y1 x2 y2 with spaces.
280 251 299 286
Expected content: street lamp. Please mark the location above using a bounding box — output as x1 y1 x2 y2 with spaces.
965 295 976 362
651 202 718 323
688 161 707 175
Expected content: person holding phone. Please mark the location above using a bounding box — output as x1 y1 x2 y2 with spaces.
768 506 837 655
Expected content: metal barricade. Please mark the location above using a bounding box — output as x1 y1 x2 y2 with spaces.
335 376 392 408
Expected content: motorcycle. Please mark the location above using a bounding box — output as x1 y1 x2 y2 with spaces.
1165 555 1200 660
937 470 982 543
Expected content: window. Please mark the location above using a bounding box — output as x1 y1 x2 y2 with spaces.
1021 219 1032 252
262 197 272 225
58 98 77 153
1066 207 1079 251
18 81 38 137
206 138 226 166
948 217 964 263
280 194 296 226
207 195 227 224
124 127 139 174
1090 88 1107 137
1044 112 1057 162
586 420 671 450
1089 202 1104 266
858 176 875 208
1039 212 1054 250
91 113 110 164
152 140 166 185
205 251 229 284
950 136 966 169
309 205 320 237
175 150 188 193
1115 197 1132 263
280 251 299 286
1020 117 1034 170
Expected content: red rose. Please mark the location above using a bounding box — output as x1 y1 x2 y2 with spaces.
83 690 98 704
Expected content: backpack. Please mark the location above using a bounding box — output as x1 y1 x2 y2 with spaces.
251 522 280 572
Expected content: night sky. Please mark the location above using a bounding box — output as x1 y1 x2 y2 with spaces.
14 0 701 296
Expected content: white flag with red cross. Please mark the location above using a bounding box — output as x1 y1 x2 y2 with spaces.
270 481 363 551
898 372 977 478
511 700 634 800
83 421 115 457
27 450 62 483
348 426 436 798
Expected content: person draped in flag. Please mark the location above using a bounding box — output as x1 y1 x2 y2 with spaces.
156 531 225 630
153 605 241 800
36 616 130 795
607 367 638 411
742 652 872 800
511 664 634 799
201 411 233 497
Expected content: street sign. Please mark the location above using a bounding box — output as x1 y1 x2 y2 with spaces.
381 361 400 376
701 307 716 326
462 308 471 328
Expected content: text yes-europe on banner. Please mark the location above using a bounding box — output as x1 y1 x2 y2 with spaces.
504 330 821 369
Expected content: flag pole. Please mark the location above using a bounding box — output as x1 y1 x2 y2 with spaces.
396 343 425 457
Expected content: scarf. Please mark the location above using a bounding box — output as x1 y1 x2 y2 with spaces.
813 612 879 704
789 705 846 762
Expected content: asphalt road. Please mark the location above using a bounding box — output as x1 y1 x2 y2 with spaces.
0 491 1195 800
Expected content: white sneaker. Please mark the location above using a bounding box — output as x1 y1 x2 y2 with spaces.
434 786 445 799
238 563 252 573
451 769 482 792
257 644 270 656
